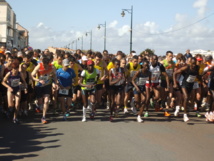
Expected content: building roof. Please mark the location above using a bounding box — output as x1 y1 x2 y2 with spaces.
0 0 12 9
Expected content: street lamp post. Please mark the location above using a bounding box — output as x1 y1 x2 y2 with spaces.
97 21 106 50
76 39 77 50
71 41 74 50
78 36 83 50
86 30 92 50
121 5 133 54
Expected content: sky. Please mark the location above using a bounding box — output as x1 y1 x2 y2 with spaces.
5 0 214 55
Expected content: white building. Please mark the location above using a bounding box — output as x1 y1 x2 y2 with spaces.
191 49 214 58
0 0 28 50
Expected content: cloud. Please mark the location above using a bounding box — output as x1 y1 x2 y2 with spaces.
29 4 214 56
193 0 208 17
108 20 118 28
118 25 130 36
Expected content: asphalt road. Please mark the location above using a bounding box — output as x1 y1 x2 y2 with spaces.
1 108 214 161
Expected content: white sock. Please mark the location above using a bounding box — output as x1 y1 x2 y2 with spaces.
83 107 87 117
175 106 180 111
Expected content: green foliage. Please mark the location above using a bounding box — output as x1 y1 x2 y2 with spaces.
140 48 155 56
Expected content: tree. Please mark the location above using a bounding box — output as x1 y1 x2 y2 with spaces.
140 48 155 56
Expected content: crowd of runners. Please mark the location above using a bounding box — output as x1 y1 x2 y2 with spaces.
0 46 214 124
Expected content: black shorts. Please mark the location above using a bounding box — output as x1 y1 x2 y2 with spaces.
96 84 104 91
160 79 173 88
58 88 73 98
72 85 81 94
181 82 194 94
111 85 124 94
35 84 52 99
81 89 96 96
133 86 146 94
125 84 134 93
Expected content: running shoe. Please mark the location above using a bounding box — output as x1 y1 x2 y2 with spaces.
131 107 137 115
164 111 171 117
13 118 19 124
82 116 86 122
137 115 143 123
144 111 149 117
109 116 113 122
65 112 70 117
124 107 129 114
174 106 180 117
183 114 189 122
41 118 47 124
196 111 201 118
35 108 40 113
90 112 95 119
63 115 67 121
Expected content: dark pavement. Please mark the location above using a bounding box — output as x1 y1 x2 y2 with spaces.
1 108 214 161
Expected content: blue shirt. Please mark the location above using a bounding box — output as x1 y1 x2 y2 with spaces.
56 68 76 87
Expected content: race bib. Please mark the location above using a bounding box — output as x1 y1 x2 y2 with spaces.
39 75 49 82
166 69 173 77
186 75 196 83
59 89 69 95
86 78 95 90
138 77 148 86
11 79 20 87
151 72 160 81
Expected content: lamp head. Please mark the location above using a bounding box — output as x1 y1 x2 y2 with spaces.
97 25 101 30
121 11 125 17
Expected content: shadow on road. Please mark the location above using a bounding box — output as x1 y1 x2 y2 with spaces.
0 117 62 161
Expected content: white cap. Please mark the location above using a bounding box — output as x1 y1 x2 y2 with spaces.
82 55 88 61
62 59 69 66
17 51 23 57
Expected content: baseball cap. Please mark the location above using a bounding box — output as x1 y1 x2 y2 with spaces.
87 60 94 66
82 55 88 61
196 57 203 61
62 59 69 66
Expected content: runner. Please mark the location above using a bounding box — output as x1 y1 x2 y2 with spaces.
2 57 27 123
173 57 200 122
124 55 141 114
109 59 125 121
93 52 108 110
31 56 59 124
79 60 99 122
147 55 169 114
56 59 76 120
160 51 175 116
132 60 151 122
173 53 186 116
